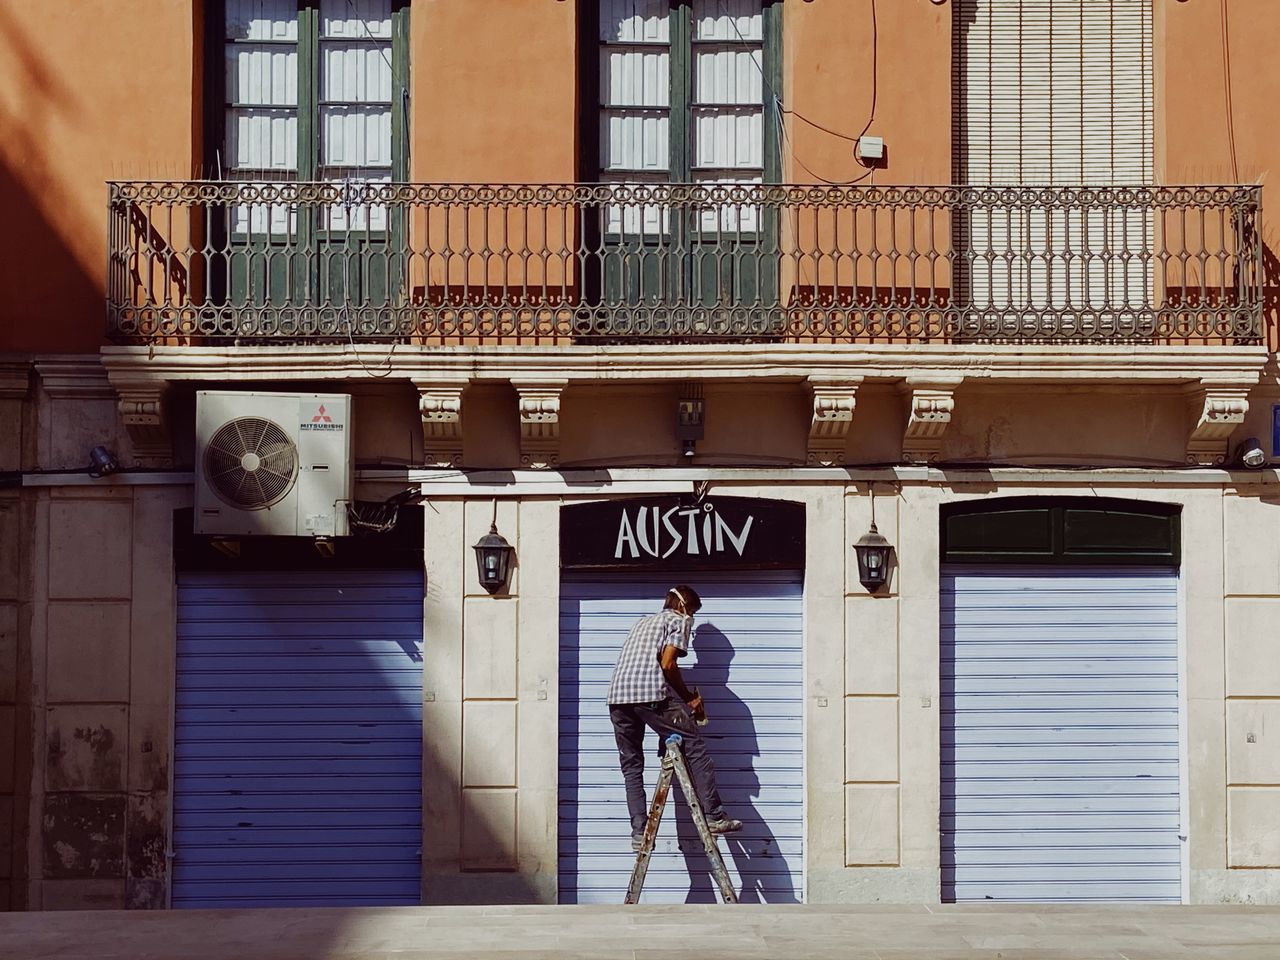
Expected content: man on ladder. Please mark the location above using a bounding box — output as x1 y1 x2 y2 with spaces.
605 584 743 854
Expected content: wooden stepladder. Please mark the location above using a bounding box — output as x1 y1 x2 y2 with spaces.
624 734 738 904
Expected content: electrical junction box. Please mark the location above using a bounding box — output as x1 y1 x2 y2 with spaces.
857 135 885 161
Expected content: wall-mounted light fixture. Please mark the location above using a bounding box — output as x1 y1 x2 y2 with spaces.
853 484 894 591
87 445 119 479
1236 436 1266 469
473 502 515 594
677 384 705 459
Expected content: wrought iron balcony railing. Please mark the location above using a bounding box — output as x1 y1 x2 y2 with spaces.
107 181 1262 344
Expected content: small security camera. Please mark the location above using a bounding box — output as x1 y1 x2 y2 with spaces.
87 446 120 478
1237 437 1266 469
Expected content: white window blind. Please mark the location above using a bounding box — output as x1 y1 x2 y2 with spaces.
955 0 1152 185
223 0 393 234
599 0 673 234
692 0 763 231
319 0 393 230
597 0 764 233
955 1 1153 316
225 0 299 234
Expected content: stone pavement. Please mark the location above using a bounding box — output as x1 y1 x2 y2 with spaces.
2 904 1280 960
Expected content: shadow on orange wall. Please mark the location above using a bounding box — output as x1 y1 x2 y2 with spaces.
1262 240 1280 354
0 3 103 354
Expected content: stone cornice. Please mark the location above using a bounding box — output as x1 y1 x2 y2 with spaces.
18 464 1280 490
0 359 32 399
36 356 114 399
100 343 1269 386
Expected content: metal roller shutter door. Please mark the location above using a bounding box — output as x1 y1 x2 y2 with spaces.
559 571 804 903
941 566 1182 903
173 569 424 908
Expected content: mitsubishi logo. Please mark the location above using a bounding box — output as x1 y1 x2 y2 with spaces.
301 404 343 432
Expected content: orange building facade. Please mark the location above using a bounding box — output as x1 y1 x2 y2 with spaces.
2 0 1280 911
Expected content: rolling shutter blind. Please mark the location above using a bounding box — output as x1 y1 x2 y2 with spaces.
955 0 1152 185
173 569 424 908
940 566 1182 903
558 572 804 903
954 1 1153 315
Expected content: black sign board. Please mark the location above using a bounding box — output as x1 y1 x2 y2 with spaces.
561 496 806 570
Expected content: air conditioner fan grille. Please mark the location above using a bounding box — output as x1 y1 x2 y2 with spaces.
205 416 299 509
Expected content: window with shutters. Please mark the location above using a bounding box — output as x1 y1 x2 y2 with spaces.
207 0 408 317
953 0 1153 322
589 1 779 191
212 0 407 231
582 0 781 312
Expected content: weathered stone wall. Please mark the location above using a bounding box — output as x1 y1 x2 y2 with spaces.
25 484 186 910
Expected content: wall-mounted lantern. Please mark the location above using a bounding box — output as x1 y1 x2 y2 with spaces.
473 520 515 594
853 484 895 590
854 522 892 589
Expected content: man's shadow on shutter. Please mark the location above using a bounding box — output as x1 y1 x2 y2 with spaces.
672 623 798 904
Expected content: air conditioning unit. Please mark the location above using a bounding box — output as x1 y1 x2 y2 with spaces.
195 391 352 537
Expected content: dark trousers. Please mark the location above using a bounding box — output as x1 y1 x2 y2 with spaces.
609 697 726 833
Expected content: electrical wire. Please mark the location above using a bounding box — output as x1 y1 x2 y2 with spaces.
1220 0 1240 182
343 0 395 75
336 179 398 378
714 0 880 185
342 0 410 165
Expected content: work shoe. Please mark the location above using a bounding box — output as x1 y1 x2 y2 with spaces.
631 830 646 852
705 815 743 834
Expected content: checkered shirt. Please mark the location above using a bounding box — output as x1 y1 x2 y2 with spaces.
605 608 690 705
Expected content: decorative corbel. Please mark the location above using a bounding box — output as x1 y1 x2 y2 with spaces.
901 379 961 463
513 380 567 469
113 380 172 468
416 383 465 468
1186 383 1251 466
807 377 861 466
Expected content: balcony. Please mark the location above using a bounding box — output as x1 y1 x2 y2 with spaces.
107 181 1263 346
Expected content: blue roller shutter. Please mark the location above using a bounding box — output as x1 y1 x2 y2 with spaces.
173 569 424 908
941 565 1181 903
559 571 804 904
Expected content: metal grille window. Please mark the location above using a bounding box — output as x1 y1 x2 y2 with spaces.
215 0 406 234
954 0 1154 324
